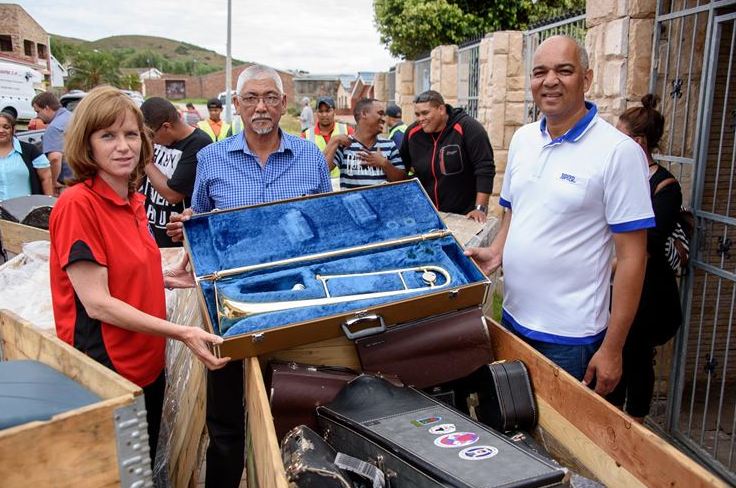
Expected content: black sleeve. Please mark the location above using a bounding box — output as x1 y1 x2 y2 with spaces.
462 119 495 194
399 126 413 173
648 182 682 255
167 132 211 197
19 141 43 164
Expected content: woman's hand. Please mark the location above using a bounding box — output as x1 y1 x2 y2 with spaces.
163 252 195 289
179 325 230 370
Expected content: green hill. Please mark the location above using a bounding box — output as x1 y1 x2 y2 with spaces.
50 34 247 75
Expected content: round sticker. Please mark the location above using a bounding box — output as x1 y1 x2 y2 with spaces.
433 432 479 448
459 445 499 460
428 423 456 435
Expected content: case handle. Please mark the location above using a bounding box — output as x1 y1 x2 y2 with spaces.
341 314 386 340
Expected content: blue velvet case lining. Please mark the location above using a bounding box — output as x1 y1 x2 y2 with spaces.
183 180 486 339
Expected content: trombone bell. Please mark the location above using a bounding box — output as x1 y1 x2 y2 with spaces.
218 265 451 320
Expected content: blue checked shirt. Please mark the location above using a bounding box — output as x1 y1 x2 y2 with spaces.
192 130 332 213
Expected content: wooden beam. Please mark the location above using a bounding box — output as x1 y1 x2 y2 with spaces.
0 220 49 255
245 357 289 488
489 320 728 488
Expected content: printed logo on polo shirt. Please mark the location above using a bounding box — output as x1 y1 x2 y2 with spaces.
560 173 577 183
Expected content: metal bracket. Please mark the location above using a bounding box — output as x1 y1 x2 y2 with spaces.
114 395 154 488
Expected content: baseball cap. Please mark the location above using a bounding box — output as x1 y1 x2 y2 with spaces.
386 103 402 118
317 96 336 109
206 98 223 109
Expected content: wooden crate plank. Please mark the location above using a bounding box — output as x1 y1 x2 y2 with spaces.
0 220 49 254
266 335 360 369
245 357 289 488
0 310 138 399
0 397 128 488
489 320 728 488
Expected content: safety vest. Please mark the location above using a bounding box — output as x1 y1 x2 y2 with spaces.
197 120 232 142
305 123 349 177
389 123 408 140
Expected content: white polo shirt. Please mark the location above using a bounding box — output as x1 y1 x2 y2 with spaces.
500 103 654 344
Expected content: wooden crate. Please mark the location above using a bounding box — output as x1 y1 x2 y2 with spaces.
0 310 151 488
244 319 729 488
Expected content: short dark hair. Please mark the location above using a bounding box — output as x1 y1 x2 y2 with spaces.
414 90 445 107
141 97 180 130
618 94 665 152
353 97 377 123
186 102 195 109
31 92 61 110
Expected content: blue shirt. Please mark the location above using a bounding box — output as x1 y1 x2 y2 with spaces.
0 138 50 201
42 107 73 181
192 130 332 213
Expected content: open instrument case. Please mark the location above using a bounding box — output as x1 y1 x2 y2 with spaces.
182 179 490 359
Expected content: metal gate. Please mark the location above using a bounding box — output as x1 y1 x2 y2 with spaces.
649 1 736 482
522 11 586 123
414 55 431 95
457 39 481 118
387 68 396 105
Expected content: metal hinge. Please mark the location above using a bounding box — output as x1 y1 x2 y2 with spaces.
114 395 154 488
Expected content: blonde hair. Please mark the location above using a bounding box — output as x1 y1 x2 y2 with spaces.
64 86 152 192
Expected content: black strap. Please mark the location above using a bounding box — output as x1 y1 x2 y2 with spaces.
18 141 43 195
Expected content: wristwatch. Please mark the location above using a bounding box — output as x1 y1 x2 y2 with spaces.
475 204 488 214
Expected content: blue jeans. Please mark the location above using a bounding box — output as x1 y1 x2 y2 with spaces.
501 318 602 381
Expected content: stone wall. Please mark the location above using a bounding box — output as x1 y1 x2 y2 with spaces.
373 72 389 103
396 61 415 122
430 45 458 106
585 0 657 123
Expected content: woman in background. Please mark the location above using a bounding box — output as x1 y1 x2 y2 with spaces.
48 86 228 463
609 94 683 422
0 111 53 199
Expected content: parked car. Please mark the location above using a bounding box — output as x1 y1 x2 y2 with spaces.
122 90 144 106
59 90 87 111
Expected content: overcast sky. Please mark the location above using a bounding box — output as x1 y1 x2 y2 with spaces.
15 0 400 74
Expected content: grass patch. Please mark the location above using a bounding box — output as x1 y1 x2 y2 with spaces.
279 113 303 136
170 98 208 105
491 291 502 322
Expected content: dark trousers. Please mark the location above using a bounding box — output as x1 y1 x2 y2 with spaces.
205 359 246 488
142 371 166 469
607 339 656 417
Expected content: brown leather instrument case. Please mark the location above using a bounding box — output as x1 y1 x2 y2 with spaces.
182 179 490 359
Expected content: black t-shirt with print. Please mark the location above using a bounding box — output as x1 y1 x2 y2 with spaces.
140 128 211 247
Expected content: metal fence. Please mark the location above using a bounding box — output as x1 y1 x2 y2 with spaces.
387 68 396 105
522 11 587 123
648 1 736 483
414 55 431 96
457 39 481 118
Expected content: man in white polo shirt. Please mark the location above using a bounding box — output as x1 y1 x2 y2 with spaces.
466 36 653 396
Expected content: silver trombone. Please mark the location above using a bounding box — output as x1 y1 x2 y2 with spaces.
217 265 452 320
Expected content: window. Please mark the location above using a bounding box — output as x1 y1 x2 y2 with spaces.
37 43 48 59
24 40 33 57
0 35 12 52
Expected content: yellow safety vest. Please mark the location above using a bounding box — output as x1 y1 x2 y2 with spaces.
197 120 232 142
305 123 349 177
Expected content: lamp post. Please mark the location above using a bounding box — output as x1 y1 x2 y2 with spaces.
224 0 233 124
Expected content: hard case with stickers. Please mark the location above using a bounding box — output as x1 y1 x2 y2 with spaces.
317 375 565 488
182 179 490 359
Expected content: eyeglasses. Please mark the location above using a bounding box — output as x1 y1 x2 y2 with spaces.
237 94 282 107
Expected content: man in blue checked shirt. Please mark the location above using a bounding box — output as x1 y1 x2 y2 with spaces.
167 64 331 488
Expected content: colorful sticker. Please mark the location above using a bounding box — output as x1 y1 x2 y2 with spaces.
411 416 441 427
428 423 456 435
433 432 479 448
458 445 499 460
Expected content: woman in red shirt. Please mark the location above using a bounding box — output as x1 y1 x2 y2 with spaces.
49 86 228 464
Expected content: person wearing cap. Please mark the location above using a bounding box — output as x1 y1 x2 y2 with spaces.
302 96 354 177
197 98 232 142
386 103 407 148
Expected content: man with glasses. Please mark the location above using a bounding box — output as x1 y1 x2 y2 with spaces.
140 97 211 247
166 64 331 487
400 90 494 222
302 95 354 178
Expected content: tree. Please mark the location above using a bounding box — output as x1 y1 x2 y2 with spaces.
373 0 584 59
122 73 142 91
67 50 122 90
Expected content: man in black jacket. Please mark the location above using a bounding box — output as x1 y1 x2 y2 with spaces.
400 90 495 222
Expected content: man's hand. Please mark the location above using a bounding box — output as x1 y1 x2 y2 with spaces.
330 134 351 148
179 325 230 370
465 209 487 223
464 246 502 275
582 344 622 396
357 149 388 169
166 208 194 242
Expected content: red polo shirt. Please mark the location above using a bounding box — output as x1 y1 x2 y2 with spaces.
49 176 166 387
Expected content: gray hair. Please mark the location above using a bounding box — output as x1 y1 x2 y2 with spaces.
301 96 310 105
236 64 284 95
